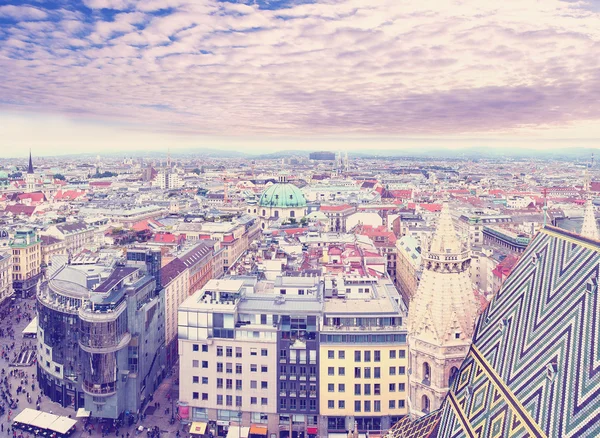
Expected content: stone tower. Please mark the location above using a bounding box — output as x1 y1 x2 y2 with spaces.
407 202 480 415
581 169 599 239
26 150 36 192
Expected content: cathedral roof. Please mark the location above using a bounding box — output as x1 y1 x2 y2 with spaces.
580 199 599 240
395 225 600 437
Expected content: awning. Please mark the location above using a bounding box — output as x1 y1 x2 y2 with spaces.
227 426 250 438
190 422 208 435
13 408 42 425
250 425 268 436
47 417 78 434
307 427 318 435
76 408 91 418
22 316 38 335
30 412 60 429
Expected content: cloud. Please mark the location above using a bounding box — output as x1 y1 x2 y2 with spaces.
0 5 47 20
1 0 600 150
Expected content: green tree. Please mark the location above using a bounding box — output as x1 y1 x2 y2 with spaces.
53 173 66 180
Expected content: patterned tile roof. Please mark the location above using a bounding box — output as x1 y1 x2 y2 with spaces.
385 412 441 438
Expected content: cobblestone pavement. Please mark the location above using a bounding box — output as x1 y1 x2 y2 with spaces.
0 297 186 438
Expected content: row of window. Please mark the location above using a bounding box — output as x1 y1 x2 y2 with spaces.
326 383 406 394
192 344 268 357
279 398 317 411
326 366 404 378
325 400 404 411
192 393 268 407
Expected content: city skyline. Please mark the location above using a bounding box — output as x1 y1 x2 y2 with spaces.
2 0 600 154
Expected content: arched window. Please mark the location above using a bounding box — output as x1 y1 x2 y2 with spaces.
449 367 459 387
422 395 430 413
253 209 256 213
290 211 295 218
274 210 279 218
423 362 431 382
262 210 266 216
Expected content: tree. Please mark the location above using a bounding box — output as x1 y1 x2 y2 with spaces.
53 173 66 180
192 168 201 175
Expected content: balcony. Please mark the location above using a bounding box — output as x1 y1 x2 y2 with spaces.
82 381 116 396
309 391 316 398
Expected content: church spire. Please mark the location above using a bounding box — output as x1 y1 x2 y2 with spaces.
428 201 462 255
27 149 34 174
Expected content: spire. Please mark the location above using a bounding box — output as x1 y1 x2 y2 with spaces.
428 202 462 254
27 150 34 174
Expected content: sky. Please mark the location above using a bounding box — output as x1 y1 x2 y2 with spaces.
1 0 600 157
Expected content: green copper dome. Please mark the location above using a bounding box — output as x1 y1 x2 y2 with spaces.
259 183 307 208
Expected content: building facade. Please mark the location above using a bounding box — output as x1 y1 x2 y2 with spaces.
36 248 166 419
43 221 95 256
0 252 13 307
10 228 42 298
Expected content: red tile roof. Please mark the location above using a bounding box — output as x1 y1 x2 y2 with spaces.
320 204 353 212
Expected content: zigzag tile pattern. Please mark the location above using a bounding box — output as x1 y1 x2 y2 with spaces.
437 227 600 437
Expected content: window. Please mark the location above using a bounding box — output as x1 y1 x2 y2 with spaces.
217 362 223 373
328 400 334 409
354 351 361 362
251 364 258 372
364 351 371 362
354 367 361 378
202 393 208 401
217 346 223 356
193 392 199 400
389 366 396 376
389 383 396 392
354 384 361 395
328 384 335 392
251 348 257 356
338 351 345 359
251 397 257 405
236 364 242 374
226 347 233 357
328 367 335 376
374 350 380 362
338 383 345 392
399 349 406 358
423 362 431 381
374 384 380 395
422 395 430 413
280 349 287 359
236 347 242 358
261 398 268 406
354 401 361 412
374 367 380 378
193 344 199 352
364 384 371 395
202 344 208 352
389 400 396 409
236 380 242 390
226 379 233 389
202 361 208 368
226 363 232 374
261 365 268 373
236 396 242 407
226 395 232 406
338 367 345 376
389 350 396 359
261 381 268 389
399 400 405 408
193 376 199 384
309 399 316 411
328 350 335 359
251 381 257 389
449 367 459 386
202 377 208 384
192 360 199 368
217 378 223 389
364 401 371 412
338 400 345 409
217 395 223 405
364 367 371 378
290 399 296 410
280 399 287 409
399 383 405 392
261 349 268 357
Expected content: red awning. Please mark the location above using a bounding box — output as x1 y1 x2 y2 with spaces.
249 425 268 436
307 427 318 435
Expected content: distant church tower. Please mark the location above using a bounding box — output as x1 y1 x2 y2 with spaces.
581 168 599 240
26 150 36 192
407 202 480 415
